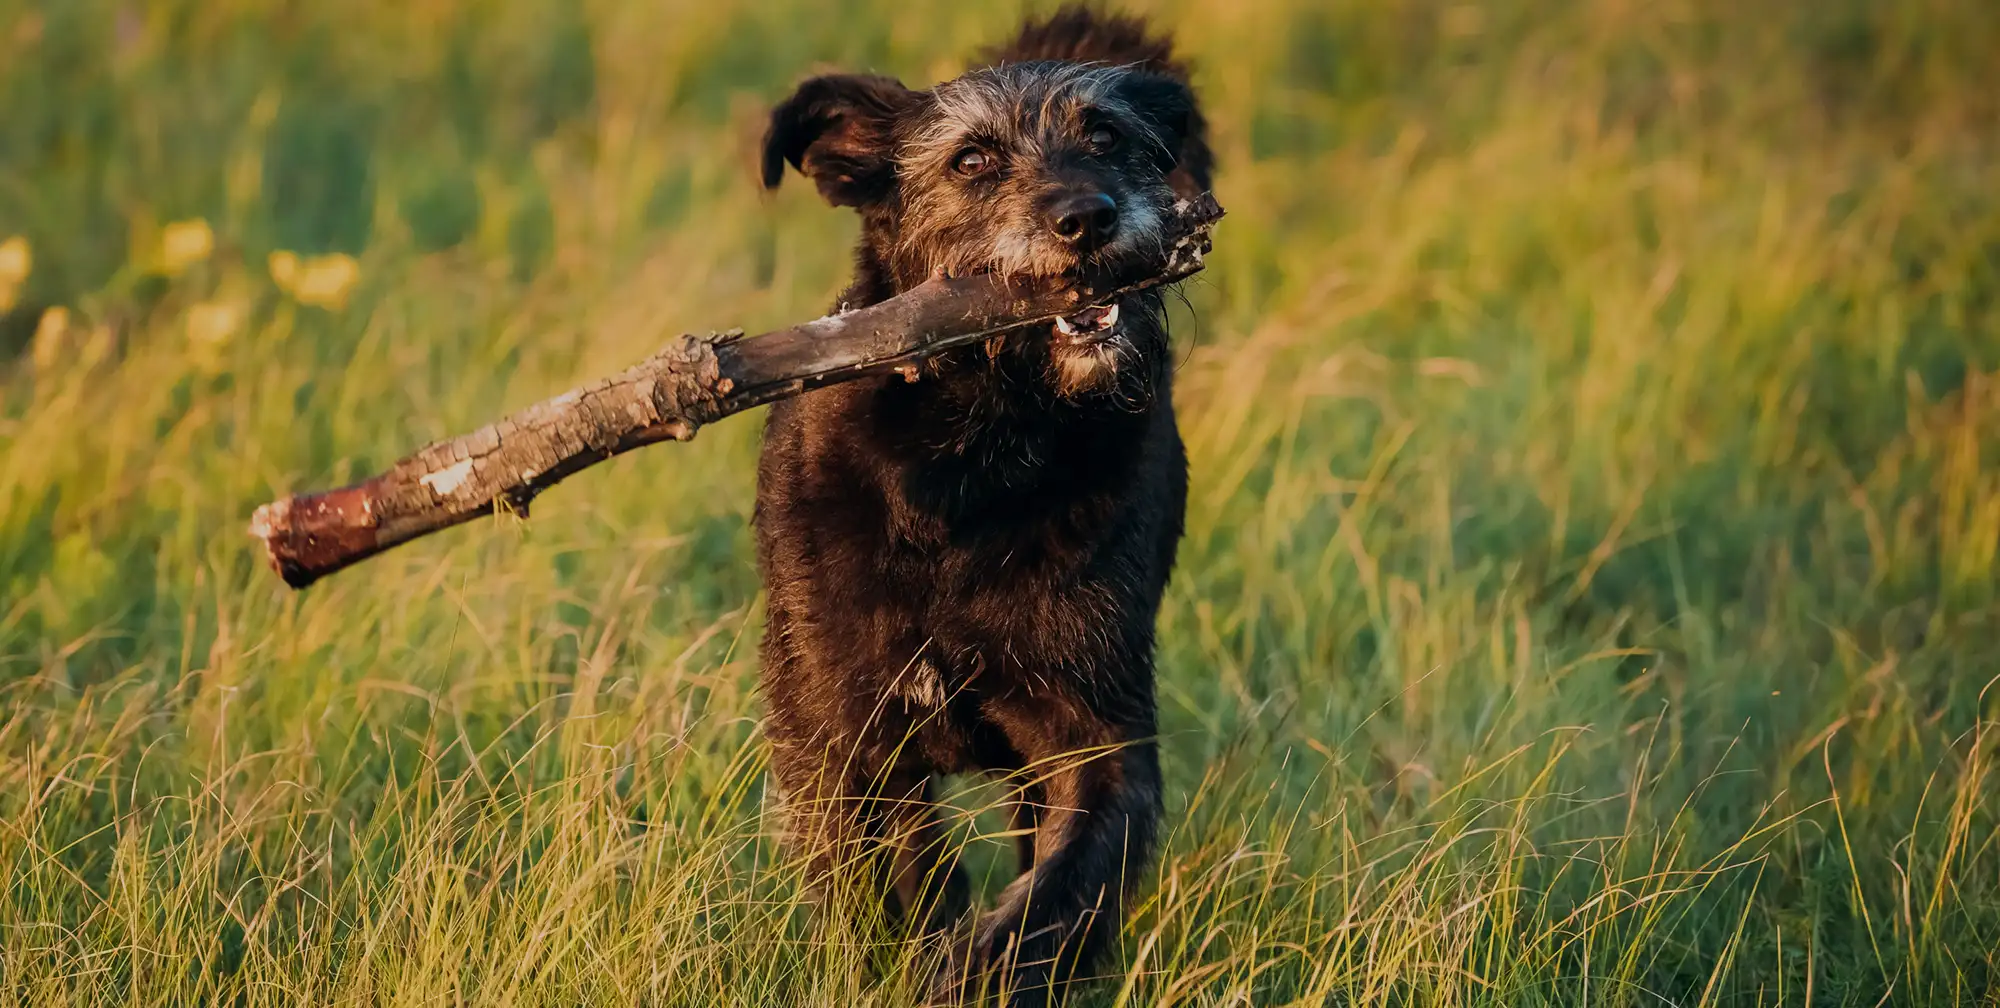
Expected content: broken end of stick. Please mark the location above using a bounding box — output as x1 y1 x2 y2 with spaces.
1164 192 1223 274
249 485 382 589
246 497 286 544
1177 191 1225 230
247 497 309 588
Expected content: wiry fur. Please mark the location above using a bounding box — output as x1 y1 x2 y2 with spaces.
899 63 1176 281
754 7 1212 1004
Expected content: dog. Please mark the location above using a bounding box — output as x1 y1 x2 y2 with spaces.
754 6 1211 1003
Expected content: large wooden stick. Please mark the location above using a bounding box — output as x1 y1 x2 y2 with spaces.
249 193 1222 588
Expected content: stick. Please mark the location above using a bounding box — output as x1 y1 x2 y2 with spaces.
249 193 1222 588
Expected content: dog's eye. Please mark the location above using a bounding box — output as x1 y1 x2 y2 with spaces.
953 148 995 176
1086 125 1120 153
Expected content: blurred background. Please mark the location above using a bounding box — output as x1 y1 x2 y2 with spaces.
2 1 1997 1004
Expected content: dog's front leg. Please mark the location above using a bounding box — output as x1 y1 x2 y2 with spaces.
947 696 1162 1006
769 730 970 937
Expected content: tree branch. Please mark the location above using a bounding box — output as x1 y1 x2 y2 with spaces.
248 193 1222 588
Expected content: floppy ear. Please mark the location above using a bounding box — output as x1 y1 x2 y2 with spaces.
1118 72 1213 198
762 74 918 207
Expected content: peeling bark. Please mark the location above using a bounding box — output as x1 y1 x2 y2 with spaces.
249 193 1222 588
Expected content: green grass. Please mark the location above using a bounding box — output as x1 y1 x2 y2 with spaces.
3 0 1998 1003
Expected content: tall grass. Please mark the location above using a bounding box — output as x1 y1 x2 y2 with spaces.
3 0 1997 1003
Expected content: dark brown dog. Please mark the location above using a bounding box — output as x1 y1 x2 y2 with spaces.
754 7 1210 1003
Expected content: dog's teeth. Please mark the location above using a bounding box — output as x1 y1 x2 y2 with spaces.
1055 303 1121 339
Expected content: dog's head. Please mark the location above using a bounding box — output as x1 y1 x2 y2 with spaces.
763 60 1203 398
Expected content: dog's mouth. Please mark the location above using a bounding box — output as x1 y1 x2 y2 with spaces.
1052 302 1121 344
946 261 1136 348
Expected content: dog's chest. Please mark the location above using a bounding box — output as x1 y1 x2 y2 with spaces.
760 377 1163 703
878 502 1113 659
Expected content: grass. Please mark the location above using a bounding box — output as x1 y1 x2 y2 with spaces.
2 0 1998 1003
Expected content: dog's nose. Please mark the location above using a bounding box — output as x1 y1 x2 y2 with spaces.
1048 192 1119 249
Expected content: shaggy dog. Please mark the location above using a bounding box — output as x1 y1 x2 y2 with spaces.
755 6 1211 1002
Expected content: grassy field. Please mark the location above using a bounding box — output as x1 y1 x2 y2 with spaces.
3 0 1998 1003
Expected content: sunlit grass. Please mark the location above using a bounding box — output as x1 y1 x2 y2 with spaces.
2 0 1997 1004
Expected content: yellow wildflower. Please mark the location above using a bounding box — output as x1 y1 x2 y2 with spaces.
270 250 360 309
268 250 299 290
294 254 359 309
0 235 28 312
161 219 215 274
0 236 28 285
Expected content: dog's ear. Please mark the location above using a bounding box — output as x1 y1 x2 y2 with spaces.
1118 72 1212 198
763 74 917 208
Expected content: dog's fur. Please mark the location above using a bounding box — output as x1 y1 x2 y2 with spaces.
754 7 1209 1003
